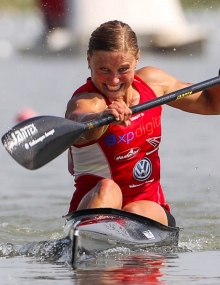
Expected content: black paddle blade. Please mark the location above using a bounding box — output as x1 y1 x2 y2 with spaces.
1 116 87 170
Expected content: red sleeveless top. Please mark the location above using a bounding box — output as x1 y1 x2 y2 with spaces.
68 75 170 212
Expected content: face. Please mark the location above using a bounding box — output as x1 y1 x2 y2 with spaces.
87 50 139 101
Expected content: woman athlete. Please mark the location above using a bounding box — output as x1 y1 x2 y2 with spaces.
65 20 220 227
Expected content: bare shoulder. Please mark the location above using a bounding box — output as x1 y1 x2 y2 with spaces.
136 66 164 81
65 92 106 118
136 66 169 85
67 91 104 105
135 66 189 96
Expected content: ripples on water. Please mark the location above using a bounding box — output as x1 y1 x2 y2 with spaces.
1 243 219 285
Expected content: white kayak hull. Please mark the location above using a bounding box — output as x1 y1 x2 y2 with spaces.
64 208 180 264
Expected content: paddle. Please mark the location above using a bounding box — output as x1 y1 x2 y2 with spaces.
2 75 220 170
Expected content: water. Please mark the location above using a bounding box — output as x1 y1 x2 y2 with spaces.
1 8 220 284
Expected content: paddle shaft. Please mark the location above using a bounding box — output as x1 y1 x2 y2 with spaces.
2 74 220 169
83 75 220 130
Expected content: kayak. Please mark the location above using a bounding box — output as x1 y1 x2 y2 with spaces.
63 208 180 264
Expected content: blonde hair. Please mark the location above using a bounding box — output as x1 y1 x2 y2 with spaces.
88 20 139 57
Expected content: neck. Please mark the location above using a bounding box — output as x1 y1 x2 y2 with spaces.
124 86 140 107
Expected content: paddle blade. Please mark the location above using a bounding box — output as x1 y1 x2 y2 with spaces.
1 116 86 170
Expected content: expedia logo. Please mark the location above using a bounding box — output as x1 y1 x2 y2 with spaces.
114 147 141 162
133 158 152 181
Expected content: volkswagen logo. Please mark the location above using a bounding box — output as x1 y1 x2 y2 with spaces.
133 158 152 181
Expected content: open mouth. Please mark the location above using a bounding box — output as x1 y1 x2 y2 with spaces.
105 84 122 91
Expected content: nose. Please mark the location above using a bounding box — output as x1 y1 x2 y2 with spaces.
109 73 120 85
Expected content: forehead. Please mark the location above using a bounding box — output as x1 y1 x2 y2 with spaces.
90 51 136 66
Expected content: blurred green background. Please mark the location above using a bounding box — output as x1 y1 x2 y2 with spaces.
0 0 36 10
0 0 220 11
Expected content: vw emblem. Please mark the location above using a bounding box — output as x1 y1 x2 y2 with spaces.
133 158 152 181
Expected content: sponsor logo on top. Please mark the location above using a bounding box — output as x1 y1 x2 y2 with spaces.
104 116 161 146
133 157 152 181
130 113 144 121
114 147 141 162
146 137 161 155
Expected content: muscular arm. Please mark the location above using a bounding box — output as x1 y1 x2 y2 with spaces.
65 92 132 145
137 66 220 115
65 92 108 145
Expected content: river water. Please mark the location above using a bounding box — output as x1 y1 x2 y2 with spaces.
0 8 220 285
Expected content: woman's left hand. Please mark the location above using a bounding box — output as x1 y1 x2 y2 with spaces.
101 101 132 126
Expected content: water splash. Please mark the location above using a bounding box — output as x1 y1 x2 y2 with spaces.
0 237 71 263
1 235 218 266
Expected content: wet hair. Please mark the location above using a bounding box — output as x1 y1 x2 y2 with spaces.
88 20 139 57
